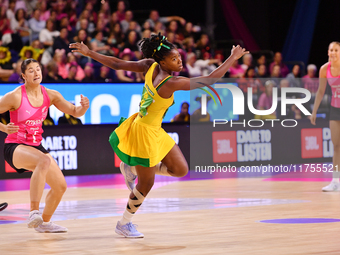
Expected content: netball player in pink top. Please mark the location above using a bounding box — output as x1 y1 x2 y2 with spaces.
0 58 89 232
311 42 340 191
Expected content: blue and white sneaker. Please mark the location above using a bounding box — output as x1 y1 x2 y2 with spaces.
115 221 144 238
35 222 68 233
120 162 137 192
27 210 43 228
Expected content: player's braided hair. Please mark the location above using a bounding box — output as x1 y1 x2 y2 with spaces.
139 32 175 63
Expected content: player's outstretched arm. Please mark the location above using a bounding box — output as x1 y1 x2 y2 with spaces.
69 42 154 73
170 45 249 92
48 89 90 118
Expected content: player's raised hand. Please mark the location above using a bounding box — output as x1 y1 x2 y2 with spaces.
5 123 19 134
231 45 249 60
69 42 90 57
80 94 90 110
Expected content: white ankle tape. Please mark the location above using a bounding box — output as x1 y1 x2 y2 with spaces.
155 162 171 176
127 187 145 214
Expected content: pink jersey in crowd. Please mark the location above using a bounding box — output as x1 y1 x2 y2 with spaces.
5 85 50 146
327 62 340 108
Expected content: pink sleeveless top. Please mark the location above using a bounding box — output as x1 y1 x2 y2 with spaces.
327 62 340 108
5 85 50 146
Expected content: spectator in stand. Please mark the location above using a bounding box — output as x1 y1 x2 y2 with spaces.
37 0 50 21
99 1 111 24
166 32 182 50
84 1 97 25
121 10 139 34
8 59 23 82
82 63 96 82
10 8 30 45
241 53 253 71
302 64 318 93
53 27 71 55
116 48 140 82
124 30 141 59
0 5 13 38
0 47 14 81
182 22 195 39
142 20 152 31
39 19 60 65
109 23 125 50
44 60 62 82
196 34 211 59
237 66 262 96
270 64 281 85
28 9 46 41
145 10 185 31
65 53 85 82
153 21 165 35
257 64 268 78
54 0 67 21
76 11 95 34
91 31 112 55
113 0 126 22
269 52 289 77
109 12 119 33
255 80 277 119
186 52 220 78
229 59 245 78
96 65 113 83
6 0 16 21
182 36 196 53
59 16 75 41
286 64 301 88
93 15 110 38
53 48 67 79
39 18 60 49
256 54 266 67
63 64 78 82
172 102 190 122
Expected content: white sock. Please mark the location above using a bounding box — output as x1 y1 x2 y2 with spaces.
154 162 171 176
332 171 340 183
119 209 134 225
42 221 50 225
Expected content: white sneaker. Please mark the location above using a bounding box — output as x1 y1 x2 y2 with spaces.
322 181 340 192
35 222 68 233
120 162 137 192
27 210 43 228
115 221 144 238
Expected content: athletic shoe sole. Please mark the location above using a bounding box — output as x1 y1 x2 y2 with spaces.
119 162 135 192
115 228 144 238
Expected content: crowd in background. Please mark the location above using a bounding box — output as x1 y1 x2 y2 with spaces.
0 0 327 122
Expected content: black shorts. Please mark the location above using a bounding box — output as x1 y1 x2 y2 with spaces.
329 106 340 121
4 143 48 173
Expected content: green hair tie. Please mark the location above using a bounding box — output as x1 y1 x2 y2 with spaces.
157 42 170 51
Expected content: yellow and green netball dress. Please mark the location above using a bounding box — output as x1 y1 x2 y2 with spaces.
109 62 175 167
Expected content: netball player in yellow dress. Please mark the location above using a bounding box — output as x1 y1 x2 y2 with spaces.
70 33 247 238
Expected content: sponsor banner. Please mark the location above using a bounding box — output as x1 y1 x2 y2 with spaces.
0 123 189 179
0 83 190 125
190 119 333 178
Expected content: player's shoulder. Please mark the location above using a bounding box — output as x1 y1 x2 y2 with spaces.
4 86 22 100
319 62 329 77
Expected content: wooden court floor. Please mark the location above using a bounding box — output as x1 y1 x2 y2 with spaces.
1 178 340 255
